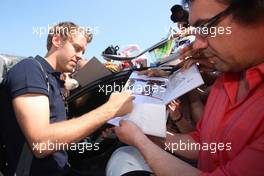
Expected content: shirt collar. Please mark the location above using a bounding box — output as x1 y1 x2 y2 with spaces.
223 62 264 105
35 55 63 80
246 62 264 90
35 55 60 74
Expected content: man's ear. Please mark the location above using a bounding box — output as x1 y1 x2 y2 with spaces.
52 35 62 48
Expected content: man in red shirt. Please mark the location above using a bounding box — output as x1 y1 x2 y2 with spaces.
115 0 264 175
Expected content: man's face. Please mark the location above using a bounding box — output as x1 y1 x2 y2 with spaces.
189 0 264 72
56 33 88 72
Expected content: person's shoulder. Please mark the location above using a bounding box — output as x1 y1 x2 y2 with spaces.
6 56 49 98
11 56 37 69
7 56 41 76
5 56 46 86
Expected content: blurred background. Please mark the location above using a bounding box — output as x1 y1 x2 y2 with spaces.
0 0 181 62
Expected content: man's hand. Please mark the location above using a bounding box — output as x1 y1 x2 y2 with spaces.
179 44 216 72
105 91 134 118
168 99 182 122
115 120 146 147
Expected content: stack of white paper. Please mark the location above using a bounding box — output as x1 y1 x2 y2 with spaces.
108 65 204 137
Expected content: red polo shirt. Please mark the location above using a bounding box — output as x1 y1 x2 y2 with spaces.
190 63 264 176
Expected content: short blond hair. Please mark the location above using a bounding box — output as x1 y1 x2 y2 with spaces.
46 22 93 51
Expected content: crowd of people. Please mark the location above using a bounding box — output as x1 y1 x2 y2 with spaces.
116 0 264 175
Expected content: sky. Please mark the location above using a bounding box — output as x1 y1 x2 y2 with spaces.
0 0 182 62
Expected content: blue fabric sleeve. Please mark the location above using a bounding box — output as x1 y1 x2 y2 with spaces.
6 58 49 98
